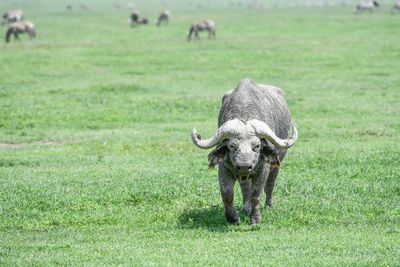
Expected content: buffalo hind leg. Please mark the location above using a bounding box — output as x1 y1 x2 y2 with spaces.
239 179 251 216
219 166 240 224
264 167 279 208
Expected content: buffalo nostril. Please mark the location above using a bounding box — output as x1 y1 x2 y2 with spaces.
237 165 252 172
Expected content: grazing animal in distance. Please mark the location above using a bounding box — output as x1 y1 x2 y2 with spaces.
157 10 171 26
187 20 216 41
356 0 379 13
2 10 24 25
130 11 139 27
66 5 72 10
5 20 36 43
191 79 298 225
391 1 400 12
130 11 149 27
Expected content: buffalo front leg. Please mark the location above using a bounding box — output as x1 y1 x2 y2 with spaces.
250 166 269 225
264 167 279 208
239 179 251 216
219 165 240 224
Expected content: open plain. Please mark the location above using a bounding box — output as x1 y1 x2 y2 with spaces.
0 0 399 265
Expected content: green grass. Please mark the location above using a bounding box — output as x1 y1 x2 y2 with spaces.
1 0 400 266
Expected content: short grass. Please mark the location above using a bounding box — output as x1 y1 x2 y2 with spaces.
1 0 399 266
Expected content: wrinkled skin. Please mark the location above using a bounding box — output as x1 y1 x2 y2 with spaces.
204 79 294 225
227 132 261 177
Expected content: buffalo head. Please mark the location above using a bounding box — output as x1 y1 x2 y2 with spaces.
192 119 297 179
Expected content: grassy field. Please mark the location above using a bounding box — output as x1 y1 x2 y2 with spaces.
1 0 400 265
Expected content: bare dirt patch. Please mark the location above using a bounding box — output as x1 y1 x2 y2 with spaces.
0 141 64 149
0 143 21 149
33 141 64 146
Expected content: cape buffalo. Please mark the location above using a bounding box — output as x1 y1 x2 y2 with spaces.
192 79 298 225
157 10 171 26
5 21 36 43
187 20 216 41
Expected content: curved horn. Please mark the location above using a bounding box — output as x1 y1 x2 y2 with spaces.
191 119 244 149
248 119 298 149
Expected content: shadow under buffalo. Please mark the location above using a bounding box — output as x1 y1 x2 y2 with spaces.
178 205 238 232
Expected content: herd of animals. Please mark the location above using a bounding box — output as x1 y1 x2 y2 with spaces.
2 0 400 43
0 1 397 226
129 9 216 41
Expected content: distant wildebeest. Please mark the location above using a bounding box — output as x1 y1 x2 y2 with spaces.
2 10 24 25
157 10 171 26
66 5 72 10
356 0 379 13
187 20 216 41
191 79 298 225
5 21 36 43
391 1 400 12
130 11 140 27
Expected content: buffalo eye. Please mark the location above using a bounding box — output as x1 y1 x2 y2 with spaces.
252 144 261 151
229 143 238 150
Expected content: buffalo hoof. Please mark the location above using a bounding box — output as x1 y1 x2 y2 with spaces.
243 202 252 216
250 210 261 225
225 208 240 224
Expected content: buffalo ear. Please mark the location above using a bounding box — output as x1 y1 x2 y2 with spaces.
208 142 228 168
261 140 281 168
261 139 275 156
